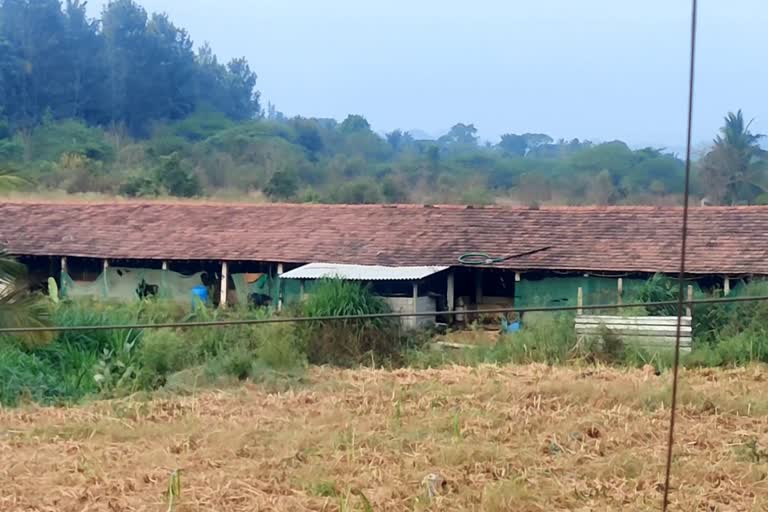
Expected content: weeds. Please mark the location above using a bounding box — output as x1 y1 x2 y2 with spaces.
167 469 181 512
298 279 399 367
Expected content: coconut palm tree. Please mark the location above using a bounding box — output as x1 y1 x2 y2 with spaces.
700 110 768 205
0 172 50 334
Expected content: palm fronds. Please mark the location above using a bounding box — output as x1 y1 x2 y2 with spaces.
0 248 52 345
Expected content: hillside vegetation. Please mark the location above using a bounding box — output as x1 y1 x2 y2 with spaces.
1 1 765 205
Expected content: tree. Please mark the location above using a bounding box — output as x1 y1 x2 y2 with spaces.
497 132 554 157
699 110 767 205
439 123 478 146
292 118 324 155
154 152 201 197
264 170 298 200
497 134 527 156
340 114 371 134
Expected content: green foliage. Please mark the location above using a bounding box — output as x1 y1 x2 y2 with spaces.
635 273 681 316
138 330 193 386
27 120 114 162
264 171 299 200
0 0 258 134
326 178 382 204
153 153 201 197
699 110 767 205
299 279 398 366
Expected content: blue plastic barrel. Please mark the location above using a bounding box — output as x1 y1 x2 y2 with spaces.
191 285 209 310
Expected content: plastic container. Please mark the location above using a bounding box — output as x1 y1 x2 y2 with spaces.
191 285 209 309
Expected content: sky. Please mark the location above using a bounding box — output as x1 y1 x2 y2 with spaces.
88 0 768 153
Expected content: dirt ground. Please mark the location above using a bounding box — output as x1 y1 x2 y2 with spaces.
3 364 768 511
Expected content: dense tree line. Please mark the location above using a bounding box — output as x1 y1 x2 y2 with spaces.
0 0 258 134
0 1 762 206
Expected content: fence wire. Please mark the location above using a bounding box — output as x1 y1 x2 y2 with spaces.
0 293 764 334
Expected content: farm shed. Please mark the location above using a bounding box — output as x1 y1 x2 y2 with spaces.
280 263 449 329
1 200 767 318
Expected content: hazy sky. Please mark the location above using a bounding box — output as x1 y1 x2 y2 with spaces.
89 0 768 152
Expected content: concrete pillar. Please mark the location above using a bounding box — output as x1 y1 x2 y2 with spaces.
577 286 584 315
617 277 623 305
277 263 284 311
219 261 229 308
162 261 168 271
724 276 731 296
412 281 419 314
300 279 305 301
102 259 109 296
446 270 455 317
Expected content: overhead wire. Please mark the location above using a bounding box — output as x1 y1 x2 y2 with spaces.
0 292 764 334
663 0 698 509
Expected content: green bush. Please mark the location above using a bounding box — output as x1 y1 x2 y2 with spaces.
138 330 194 387
0 342 77 405
491 314 577 364
299 279 398 366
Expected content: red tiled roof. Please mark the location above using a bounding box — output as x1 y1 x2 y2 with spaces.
1 200 767 274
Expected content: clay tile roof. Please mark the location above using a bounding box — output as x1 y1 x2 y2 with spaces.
1 200 767 274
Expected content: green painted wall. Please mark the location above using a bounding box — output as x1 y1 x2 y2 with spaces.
514 276 647 308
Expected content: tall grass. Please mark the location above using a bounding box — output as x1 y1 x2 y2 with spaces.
298 279 399 366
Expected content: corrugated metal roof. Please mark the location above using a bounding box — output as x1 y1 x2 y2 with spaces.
280 263 449 281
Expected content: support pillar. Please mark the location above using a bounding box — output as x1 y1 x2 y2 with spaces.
686 285 693 317
617 277 623 305
446 270 455 321
277 263 284 311
724 276 731 296
474 269 483 304
577 286 584 315
60 256 68 297
102 259 109 296
474 269 484 322
300 279 306 301
220 261 229 308
162 261 168 271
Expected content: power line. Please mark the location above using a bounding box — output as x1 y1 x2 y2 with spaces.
664 0 698 509
0 293 764 334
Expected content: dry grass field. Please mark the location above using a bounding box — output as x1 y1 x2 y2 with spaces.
3 364 768 511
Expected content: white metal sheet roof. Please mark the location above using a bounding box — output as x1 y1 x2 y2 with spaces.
280 262 449 281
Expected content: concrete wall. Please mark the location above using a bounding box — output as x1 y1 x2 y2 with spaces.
385 296 437 330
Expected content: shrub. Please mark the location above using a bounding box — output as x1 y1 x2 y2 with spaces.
0 342 77 405
491 314 577 364
299 279 398 366
138 330 194 387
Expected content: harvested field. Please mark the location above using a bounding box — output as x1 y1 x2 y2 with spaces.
2 365 768 511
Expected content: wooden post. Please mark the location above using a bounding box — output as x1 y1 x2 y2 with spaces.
219 261 229 308
577 286 584 315
686 285 693 317
412 281 419 314
617 277 623 305
515 272 521 282
724 276 731 296
60 256 67 275
446 270 455 320
277 263 284 311
162 261 168 271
